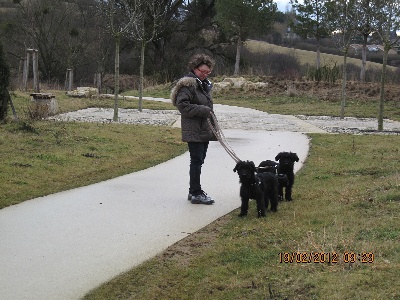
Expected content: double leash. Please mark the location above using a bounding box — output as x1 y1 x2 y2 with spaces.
208 112 272 172
207 111 241 163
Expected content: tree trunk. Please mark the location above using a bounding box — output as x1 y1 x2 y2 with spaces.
340 53 348 119
234 35 242 76
113 34 120 122
8 89 18 120
360 34 367 83
316 38 321 69
378 47 388 131
152 39 166 79
138 40 146 112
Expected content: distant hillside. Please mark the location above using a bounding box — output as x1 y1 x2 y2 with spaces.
245 40 397 71
0 0 16 11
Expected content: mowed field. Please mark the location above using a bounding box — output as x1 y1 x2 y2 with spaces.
245 39 398 71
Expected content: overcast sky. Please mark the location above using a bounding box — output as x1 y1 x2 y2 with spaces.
276 0 292 12
276 0 304 12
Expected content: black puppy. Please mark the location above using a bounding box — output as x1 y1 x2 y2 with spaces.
233 160 278 218
257 160 278 173
275 152 299 201
257 160 289 201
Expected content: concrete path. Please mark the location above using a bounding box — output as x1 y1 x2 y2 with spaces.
0 104 311 300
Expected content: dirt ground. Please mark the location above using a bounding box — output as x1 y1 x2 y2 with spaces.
263 77 400 102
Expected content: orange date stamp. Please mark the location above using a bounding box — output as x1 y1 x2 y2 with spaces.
279 251 374 264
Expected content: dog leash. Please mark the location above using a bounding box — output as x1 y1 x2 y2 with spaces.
207 111 241 163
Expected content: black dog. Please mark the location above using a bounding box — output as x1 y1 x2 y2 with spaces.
257 160 289 202
233 160 278 218
275 152 299 201
257 160 278 173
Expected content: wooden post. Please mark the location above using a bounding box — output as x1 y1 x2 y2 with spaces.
22 51 30 91
32 49 39 92
94 72 102 93
65 69 73 91
22 49 40 92
69 69 73 91
7 90 18 120
19 58 25 91
64 70 68 90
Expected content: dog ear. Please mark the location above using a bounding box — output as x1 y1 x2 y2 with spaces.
275 153 282 161
292 153 299 162
233 162 240 172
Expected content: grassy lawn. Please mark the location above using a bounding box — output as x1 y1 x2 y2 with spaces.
215 93 400 121
0 120 186 208
245 40 399 71
123 82 400 121
1 91 184 208
2 89 399 299
83 134 399 300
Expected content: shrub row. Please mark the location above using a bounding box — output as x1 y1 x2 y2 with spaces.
240 49 400 84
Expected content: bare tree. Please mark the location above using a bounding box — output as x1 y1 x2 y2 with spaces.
0 43 10 121
215 0 277 75
128 0 167 111
153 0 216 79
326 0 360 119
357 0 374 83
290 0 329 68
371 0 400 131
13 0 89 81
97 0 143 121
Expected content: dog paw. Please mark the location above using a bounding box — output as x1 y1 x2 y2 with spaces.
258 211 266 218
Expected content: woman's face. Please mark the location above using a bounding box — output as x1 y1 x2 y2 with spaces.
193 64 212 81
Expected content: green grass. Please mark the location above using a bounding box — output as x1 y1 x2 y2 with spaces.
214 93 400 121
9 90 175 117
83 134 399 300
100 80 400 122
1 92 185 209
3 89 400 299
0 120 186 208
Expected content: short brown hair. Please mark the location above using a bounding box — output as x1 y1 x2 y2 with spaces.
187 54 215 71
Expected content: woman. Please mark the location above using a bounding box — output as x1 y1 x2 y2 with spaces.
171 54 217 205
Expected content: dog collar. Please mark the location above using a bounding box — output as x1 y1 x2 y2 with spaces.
252 175 261 186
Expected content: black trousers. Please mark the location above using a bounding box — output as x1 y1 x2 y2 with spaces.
188 142 209 195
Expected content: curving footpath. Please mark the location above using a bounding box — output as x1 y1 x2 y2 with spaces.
0 103 318 300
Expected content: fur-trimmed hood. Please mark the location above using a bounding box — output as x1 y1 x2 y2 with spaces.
170 74 212 106
170 76 198 106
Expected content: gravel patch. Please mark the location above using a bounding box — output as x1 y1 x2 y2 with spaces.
296 115 400 135
50 105 400 135
50 108 180 126
213 105 303 132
